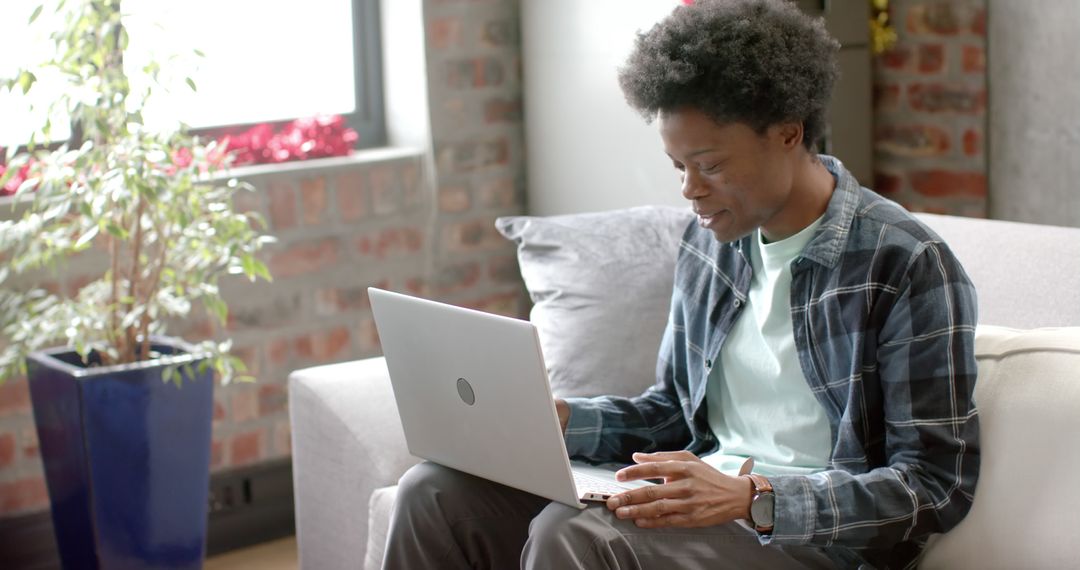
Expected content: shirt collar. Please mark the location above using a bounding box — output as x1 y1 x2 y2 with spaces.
796 154 862 269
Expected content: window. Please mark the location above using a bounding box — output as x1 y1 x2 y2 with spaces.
0 0 385 152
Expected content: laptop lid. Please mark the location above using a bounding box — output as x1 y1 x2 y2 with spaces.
368 287 584 507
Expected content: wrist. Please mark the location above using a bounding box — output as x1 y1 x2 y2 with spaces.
743 473 775 533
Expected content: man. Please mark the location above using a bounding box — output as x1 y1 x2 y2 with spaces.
384 1 979 568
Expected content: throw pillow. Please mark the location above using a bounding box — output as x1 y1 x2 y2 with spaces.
495 206 695 398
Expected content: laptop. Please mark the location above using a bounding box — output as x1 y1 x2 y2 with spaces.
368 287 654 508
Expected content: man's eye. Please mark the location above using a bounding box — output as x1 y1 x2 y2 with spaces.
701 163 721 173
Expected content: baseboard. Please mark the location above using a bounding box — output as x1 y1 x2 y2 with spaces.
0 458 295 568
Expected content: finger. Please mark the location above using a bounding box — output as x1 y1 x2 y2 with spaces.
616 460 692 482
606 480 689 510
613 497 690 520
738 457 755 476
634 513 696 529
631 450 699 463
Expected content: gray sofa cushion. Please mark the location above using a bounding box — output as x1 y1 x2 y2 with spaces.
496 206 695 398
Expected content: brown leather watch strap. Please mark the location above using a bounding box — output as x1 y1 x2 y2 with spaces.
746 473 773 494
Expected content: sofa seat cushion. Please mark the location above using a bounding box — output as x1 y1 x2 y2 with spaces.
920 325 1080 569
364 485 399 570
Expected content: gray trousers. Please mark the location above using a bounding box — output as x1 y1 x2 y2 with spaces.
382 462 852 570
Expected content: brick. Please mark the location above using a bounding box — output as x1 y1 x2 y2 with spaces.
463 292 523 319
267 180 298 230
268 238 341 279
874 172 903 196
272 420 292 456
445 58 505 90
481 19 517 47
429 17 462 49
231 187 263 216
213 398 226 425
879 46 911 71
873 84 902 112
21 427 38 459
907 4 959 35
907 84 986 114
962 45 985 74
314 285 371 316
369 166 401 216
266 338 290 367
294 327 351 361
232 346 260 378
0 432 15 468
442 219 506 253
477 177 518 208
434 262 482 295
258 384 287 417
917 44 945 74
401 162 422 209
484 97 522 124
439 185 471 213
230 385 259 423
438 138 510 173
971 7 986 36
229 292 304 330
911 170 987 198
335 171 368 222
357 317 382 355
210 439 224 470
963 129 981 157
875 124 950 157
355 227 425 260
489 255 521 284
300 176 328 226
0 477 49 515
0 377 31 415
229 431 262 466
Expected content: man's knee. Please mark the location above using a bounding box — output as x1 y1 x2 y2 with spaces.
526 504 623 560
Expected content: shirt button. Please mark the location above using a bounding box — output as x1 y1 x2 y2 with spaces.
733 299 742 308
705 359 713 369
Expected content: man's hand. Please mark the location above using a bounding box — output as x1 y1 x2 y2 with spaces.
555 398 570 434
605 451 754 529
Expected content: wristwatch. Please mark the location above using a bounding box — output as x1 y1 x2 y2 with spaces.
745 473 775 533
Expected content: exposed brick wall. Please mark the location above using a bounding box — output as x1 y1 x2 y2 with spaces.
0 0 528 518
873 0 988 217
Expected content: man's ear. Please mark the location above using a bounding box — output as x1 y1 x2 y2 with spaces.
775 122 804 150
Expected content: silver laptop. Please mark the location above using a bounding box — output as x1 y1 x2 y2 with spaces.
368 287 654 508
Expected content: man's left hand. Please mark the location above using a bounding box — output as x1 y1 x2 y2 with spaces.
607 451 753 529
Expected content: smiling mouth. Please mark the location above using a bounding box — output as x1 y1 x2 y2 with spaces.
696 210 726 226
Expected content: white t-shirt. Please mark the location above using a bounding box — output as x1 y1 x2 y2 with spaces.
702 216 833 477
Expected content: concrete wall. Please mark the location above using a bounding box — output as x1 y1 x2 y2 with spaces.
987 0 1080 227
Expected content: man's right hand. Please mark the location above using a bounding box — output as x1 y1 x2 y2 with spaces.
555 398 570 434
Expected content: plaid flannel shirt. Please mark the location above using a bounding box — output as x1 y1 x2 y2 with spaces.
563 156 980 569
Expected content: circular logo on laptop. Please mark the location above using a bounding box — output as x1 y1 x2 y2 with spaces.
456 377 476 406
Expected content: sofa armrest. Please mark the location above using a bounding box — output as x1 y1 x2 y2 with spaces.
288 357 420 570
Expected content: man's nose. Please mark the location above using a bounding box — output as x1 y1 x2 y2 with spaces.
681 169 709 201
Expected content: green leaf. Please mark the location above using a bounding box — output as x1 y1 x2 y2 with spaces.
17 71 36 94
184 77 197 93
193 48 206 58
74 225 99 249
29 4 43 24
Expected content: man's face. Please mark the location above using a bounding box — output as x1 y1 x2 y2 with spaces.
658 107 798 243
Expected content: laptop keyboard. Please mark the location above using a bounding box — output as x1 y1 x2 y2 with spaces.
573 470 630 496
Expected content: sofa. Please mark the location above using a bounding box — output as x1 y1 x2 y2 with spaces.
288 206 1080 570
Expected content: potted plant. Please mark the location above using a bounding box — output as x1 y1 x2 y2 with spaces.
0 1 272 567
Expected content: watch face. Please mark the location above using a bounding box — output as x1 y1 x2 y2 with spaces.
751 493 775 527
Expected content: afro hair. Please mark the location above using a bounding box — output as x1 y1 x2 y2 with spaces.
618 0 841 151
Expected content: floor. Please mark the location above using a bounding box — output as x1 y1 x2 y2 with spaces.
205 536 298 570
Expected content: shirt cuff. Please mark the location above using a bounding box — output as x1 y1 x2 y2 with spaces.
764 474 817 546
562 397 603 459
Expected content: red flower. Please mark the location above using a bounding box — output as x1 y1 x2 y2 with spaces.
0 161 32 197
215 115 357 167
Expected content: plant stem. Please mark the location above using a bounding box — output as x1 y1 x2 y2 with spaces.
126 191 146 362
139 220 169 363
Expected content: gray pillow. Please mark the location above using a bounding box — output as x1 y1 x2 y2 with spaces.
495 206 695 398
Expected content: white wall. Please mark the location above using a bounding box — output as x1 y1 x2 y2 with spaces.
521 0 687 216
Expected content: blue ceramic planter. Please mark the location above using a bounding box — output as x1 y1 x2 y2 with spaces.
27 338 214 570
